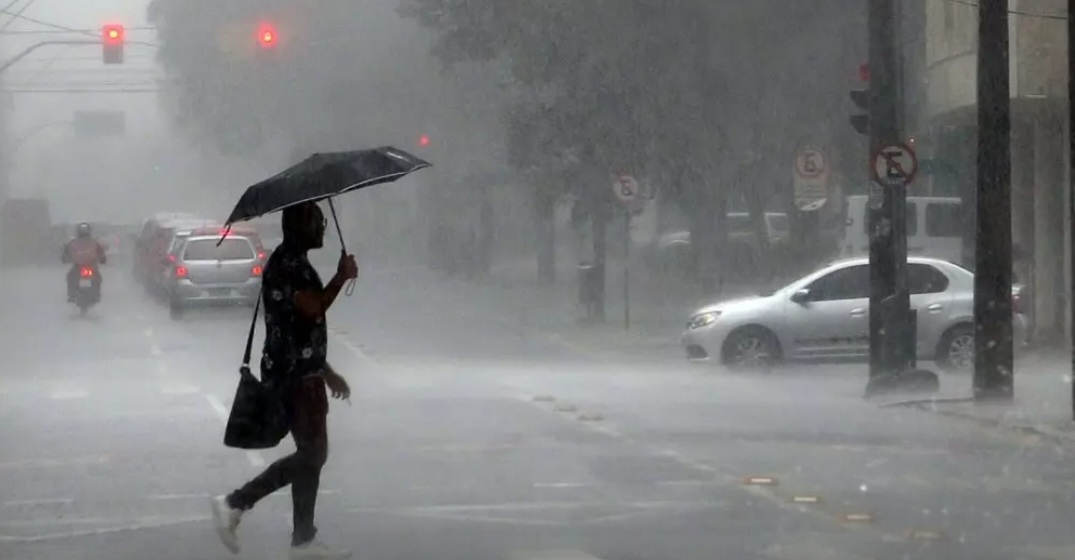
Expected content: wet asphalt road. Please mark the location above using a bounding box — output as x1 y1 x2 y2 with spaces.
2 260 1075 560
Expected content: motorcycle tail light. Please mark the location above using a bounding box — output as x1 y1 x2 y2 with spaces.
79 267 93 278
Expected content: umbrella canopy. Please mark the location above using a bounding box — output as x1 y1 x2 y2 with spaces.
224 146 431 226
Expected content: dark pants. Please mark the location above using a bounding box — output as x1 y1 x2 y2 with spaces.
227 376 329 546
66 265 101 301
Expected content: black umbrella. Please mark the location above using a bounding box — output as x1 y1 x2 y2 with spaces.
223 146 431 251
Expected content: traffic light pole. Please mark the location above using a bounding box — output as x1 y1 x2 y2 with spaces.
973 0 1014 402
1068 0 1074 419
865 0 911 384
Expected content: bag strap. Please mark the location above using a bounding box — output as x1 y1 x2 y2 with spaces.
242 289 263 368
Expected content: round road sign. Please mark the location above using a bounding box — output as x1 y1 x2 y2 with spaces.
870 142 918 188
612 174 640 202
795 147 826 180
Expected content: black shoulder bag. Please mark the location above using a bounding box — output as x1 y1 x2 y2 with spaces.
223 292 290 449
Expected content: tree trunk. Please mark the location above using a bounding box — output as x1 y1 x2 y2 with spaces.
688 179 725 297
746 185 771 282
588 184 609 322
475 183 494 277
535 190 556 284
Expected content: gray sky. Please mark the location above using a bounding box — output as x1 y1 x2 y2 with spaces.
1 0 211 223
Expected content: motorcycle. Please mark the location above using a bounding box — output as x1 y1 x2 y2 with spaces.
73 266 101 316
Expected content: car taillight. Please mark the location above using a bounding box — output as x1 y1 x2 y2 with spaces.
168 254 176 263
257 251 266 260
175 266 188 278
251 265 263 277
79 267 94 278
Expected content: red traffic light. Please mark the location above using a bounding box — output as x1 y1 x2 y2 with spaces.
102 24 124 44
102 24 124 64
257 24 277 48
418 134 430 147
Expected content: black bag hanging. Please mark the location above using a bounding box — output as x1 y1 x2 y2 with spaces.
223 292 289 450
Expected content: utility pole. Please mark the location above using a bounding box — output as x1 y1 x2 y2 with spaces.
973 0 1013 401
864 0 912 384
1068 0 1074 419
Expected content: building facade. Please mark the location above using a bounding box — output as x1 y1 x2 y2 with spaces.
916 0 1070 346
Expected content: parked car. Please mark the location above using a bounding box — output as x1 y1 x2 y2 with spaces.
682 256 1030 372
164 230 263 318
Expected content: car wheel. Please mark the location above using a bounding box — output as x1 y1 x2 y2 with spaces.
936 324 974 372
722 326 781 372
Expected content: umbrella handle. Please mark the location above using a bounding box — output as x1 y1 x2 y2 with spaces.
327 198 357 298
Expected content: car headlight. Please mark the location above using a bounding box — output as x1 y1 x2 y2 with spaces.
688 311 721 329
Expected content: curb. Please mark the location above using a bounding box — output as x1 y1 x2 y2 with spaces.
885 399 1075 443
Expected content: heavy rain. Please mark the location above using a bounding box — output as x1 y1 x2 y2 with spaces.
0 1 1073 559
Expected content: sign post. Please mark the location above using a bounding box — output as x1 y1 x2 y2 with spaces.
612 174 638 331
867 142 920 391
793 146 829 211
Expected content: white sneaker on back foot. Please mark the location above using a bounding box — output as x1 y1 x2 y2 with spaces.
289 539 353 560
209 494 243 554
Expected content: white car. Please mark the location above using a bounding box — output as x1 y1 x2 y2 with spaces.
682 256 1029 372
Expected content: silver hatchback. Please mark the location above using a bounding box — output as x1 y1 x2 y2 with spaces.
166 234 262 318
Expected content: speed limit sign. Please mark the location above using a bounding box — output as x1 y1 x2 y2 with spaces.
612 174 639 203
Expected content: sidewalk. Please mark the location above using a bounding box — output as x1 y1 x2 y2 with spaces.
443 255 756 362
883 353 1075 440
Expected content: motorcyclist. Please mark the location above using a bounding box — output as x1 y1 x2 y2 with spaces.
62 223 107 302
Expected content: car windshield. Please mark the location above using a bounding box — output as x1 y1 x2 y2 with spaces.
182 238 254 261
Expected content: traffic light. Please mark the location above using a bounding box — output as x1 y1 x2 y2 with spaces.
257 23 278 49
101 24 124 64
849 63 868 135
849 88 869 135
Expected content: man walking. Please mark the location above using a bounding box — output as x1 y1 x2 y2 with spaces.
211 201 358 560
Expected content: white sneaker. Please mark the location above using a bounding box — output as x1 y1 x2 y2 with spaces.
209 495 243 554
289 539 353 560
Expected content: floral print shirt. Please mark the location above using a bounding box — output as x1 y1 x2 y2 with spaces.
260 239 327 384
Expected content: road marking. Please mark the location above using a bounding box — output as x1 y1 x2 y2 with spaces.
160 384 200 395
245 451 266 468
656 479 710 487
0 455 109 469
532 482 587 489
350 499 714 516
148 493 208 501
49 389 88 400
204 394 265 468
763 540 876 560
205 394 229 422
2 498 74 507
0 515 207 543
507 550 607 560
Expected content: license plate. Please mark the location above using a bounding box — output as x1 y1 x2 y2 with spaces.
206 288 230 297
78 279 93 288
